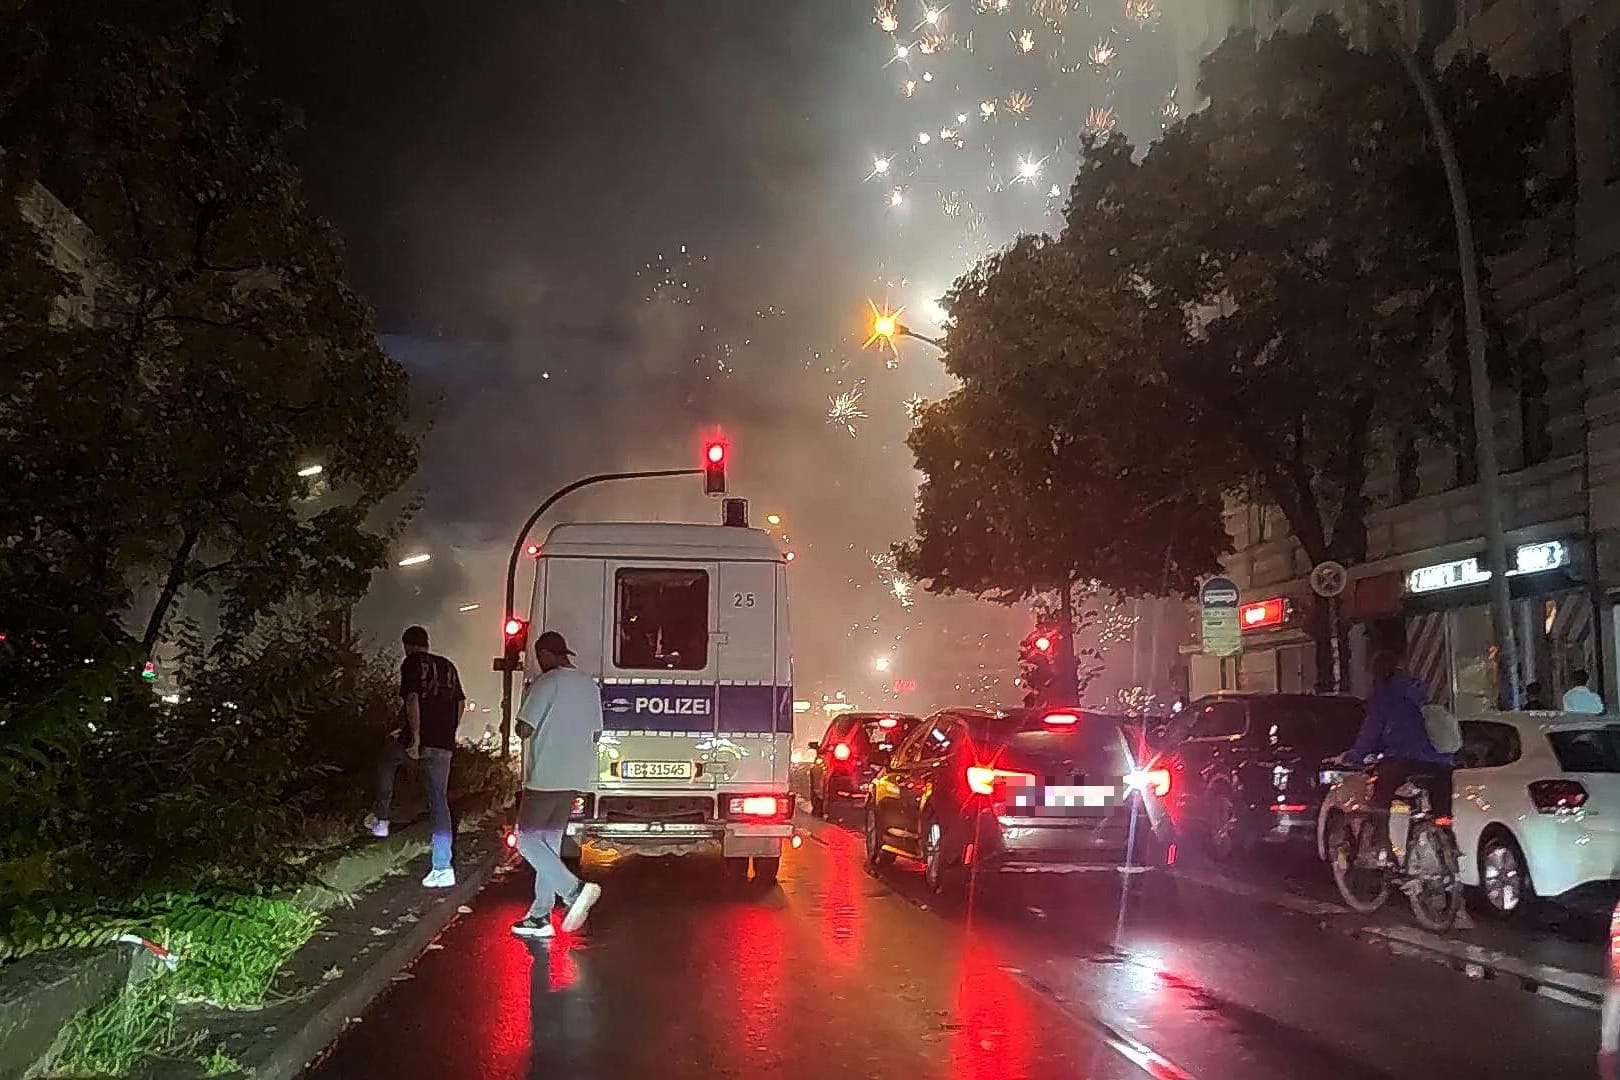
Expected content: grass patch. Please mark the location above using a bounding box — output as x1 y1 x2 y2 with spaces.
46 893 322 1077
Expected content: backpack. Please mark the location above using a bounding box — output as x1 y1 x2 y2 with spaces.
1423 704 1462 754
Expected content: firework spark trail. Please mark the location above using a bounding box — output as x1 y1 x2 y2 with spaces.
828 387 868 436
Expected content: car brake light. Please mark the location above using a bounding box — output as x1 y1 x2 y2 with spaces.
878 717 898 729
504 829 518 849
727 794 792 819
833 743 851 761
1529 779 1588 813
966 766 1036 796
1123 768 1171 797
1043 711 1080 726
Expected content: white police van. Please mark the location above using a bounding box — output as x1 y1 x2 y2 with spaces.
525 519 794 881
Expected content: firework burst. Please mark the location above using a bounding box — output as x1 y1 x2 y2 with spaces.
828 387 868 435
1083 105 1118 135
903 393 928 421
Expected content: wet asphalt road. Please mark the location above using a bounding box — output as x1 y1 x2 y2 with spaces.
307 810 1601 1079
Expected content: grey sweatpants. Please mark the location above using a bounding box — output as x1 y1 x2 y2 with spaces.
516 790 582 918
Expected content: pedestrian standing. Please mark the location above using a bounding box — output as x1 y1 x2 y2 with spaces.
511 630 603 939
364 625 465 888
1563 669 1605 714
1522 681 1548 710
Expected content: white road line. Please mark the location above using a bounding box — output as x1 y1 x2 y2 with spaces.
1002 966 1195 1080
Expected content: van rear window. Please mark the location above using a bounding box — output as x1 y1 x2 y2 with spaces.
615 568 709 671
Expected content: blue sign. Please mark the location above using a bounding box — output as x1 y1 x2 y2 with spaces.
1199 576 1240 608
600 683 793 733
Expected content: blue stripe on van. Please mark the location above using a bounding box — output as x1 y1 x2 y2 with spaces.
599 683 792 733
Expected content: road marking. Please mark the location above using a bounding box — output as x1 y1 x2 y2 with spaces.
1002 966 1194 1080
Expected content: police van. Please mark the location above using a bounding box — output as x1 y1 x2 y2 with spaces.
525 518 794 881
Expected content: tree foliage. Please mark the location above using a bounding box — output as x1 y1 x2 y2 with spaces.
902 19 1559 643
0 0 417 652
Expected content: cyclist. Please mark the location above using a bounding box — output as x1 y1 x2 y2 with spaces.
1341 649 1455 858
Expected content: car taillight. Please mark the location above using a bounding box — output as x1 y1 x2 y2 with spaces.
966 766 1036 797
1123 768 1171 797
1043 711 1080 726
1529 779 1588 813
878 717 898 729
726 794 793 819
832 743 851 761
504 829 518 849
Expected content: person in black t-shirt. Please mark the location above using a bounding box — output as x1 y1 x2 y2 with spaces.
364 625 466 888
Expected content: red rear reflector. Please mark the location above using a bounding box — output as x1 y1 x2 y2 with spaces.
1043 712 1080 726
1529 779 1588 813
1432 816 1454 827
1270 803 1308 813
833 743 851 761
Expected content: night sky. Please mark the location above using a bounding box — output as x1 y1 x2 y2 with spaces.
237 0 1193 724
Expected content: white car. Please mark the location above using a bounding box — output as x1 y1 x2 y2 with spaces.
1317 711 1620 917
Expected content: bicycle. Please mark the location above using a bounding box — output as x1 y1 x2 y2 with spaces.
1324 760 1464 933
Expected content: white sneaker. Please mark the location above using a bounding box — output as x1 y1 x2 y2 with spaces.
363 814 389 838
561 882 602 932
511 916 555 939
422 867 456 888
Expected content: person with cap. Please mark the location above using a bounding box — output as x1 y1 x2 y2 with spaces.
510 629 604 938
364 625 466 889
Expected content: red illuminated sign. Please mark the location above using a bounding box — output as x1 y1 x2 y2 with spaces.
892 678 918 695
1240 598 1287 631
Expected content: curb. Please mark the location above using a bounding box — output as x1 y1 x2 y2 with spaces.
1169 864 1606 1012
240 829 510 1080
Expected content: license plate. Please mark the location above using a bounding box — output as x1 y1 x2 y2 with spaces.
621 760 695 780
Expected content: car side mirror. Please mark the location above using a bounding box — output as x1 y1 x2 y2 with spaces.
807 741 820 751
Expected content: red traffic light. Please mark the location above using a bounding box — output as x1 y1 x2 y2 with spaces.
1033 635 1052 653
702 439 728 495
504 617 525 638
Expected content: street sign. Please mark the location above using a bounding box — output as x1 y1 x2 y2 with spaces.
1310 561 1348 599
1199 576 1241 657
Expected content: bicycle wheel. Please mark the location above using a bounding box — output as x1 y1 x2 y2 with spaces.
1328 813 1389 913
1406 822 1463 933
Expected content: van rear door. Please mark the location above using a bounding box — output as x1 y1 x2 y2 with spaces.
597 560 721 794
715 558 783 789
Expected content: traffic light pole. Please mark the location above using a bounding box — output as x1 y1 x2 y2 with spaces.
499 468 701 760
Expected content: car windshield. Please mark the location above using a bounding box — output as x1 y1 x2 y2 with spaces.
972 709 1142 756
1547 727 1620 773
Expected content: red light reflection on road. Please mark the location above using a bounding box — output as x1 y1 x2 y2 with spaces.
949 942 1031 1080
821 831 864 970
547 924 580 991
726 903 786 1054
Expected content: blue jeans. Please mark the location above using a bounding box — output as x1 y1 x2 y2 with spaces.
375 740 455 871
516 791 581 917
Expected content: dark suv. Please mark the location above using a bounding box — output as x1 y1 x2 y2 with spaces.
1158 692 1365 858
865 707 1173 896
808 712 920 818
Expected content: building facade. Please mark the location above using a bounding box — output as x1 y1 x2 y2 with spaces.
1184 0 1620 713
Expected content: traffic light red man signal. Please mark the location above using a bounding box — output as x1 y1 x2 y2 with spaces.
703 440 727 496
496 617 529 672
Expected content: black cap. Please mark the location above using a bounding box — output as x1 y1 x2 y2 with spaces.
401 625 429 648
534 630 574 656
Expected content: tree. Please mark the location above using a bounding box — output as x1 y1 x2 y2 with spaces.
895 236 1231 704
0 1 417 653
922 18 1559 687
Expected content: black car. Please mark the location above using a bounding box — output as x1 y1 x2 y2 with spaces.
864 707 1173 896
807 712 920 818
1158 692 1365 858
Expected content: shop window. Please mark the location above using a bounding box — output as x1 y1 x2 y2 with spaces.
1395 435 1420 502
1449 606 1500 714
1520 366 1551 467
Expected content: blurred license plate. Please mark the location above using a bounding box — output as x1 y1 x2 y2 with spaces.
621 761 694 780
1004 786 1117 809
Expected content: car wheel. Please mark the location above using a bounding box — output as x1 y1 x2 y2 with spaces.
1205 786 1245 860
1479 830 1535 918
752 856 781 886
864 805 895 868
922 814 962 898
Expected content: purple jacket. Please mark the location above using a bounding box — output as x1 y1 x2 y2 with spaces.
1348 675 1453 767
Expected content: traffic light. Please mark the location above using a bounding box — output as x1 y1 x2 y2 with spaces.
496 617 529 672
1017 625 1056 708
702 440 727 496
140 660 157 681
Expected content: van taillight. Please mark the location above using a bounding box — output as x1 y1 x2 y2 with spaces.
570 794 593 818
726 794 793 819
1529 780 1588 813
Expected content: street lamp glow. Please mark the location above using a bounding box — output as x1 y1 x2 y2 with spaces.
296 464 324 478
873 655 893 673
397 553 432 567
766 513 782 526
458 603 480 613
872 155 891 176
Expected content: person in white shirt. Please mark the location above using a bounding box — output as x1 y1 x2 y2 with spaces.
510 630 604 939
1563 669 1605 715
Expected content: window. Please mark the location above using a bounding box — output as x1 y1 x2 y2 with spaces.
1190 701 1247 740
1418 0 1456 48
1547 728 1620 773
614 568 709 670
1455 720 1523 770
917 717 959 762
889 722 934 766
1396 435 1420 503
1605 32 1620 181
